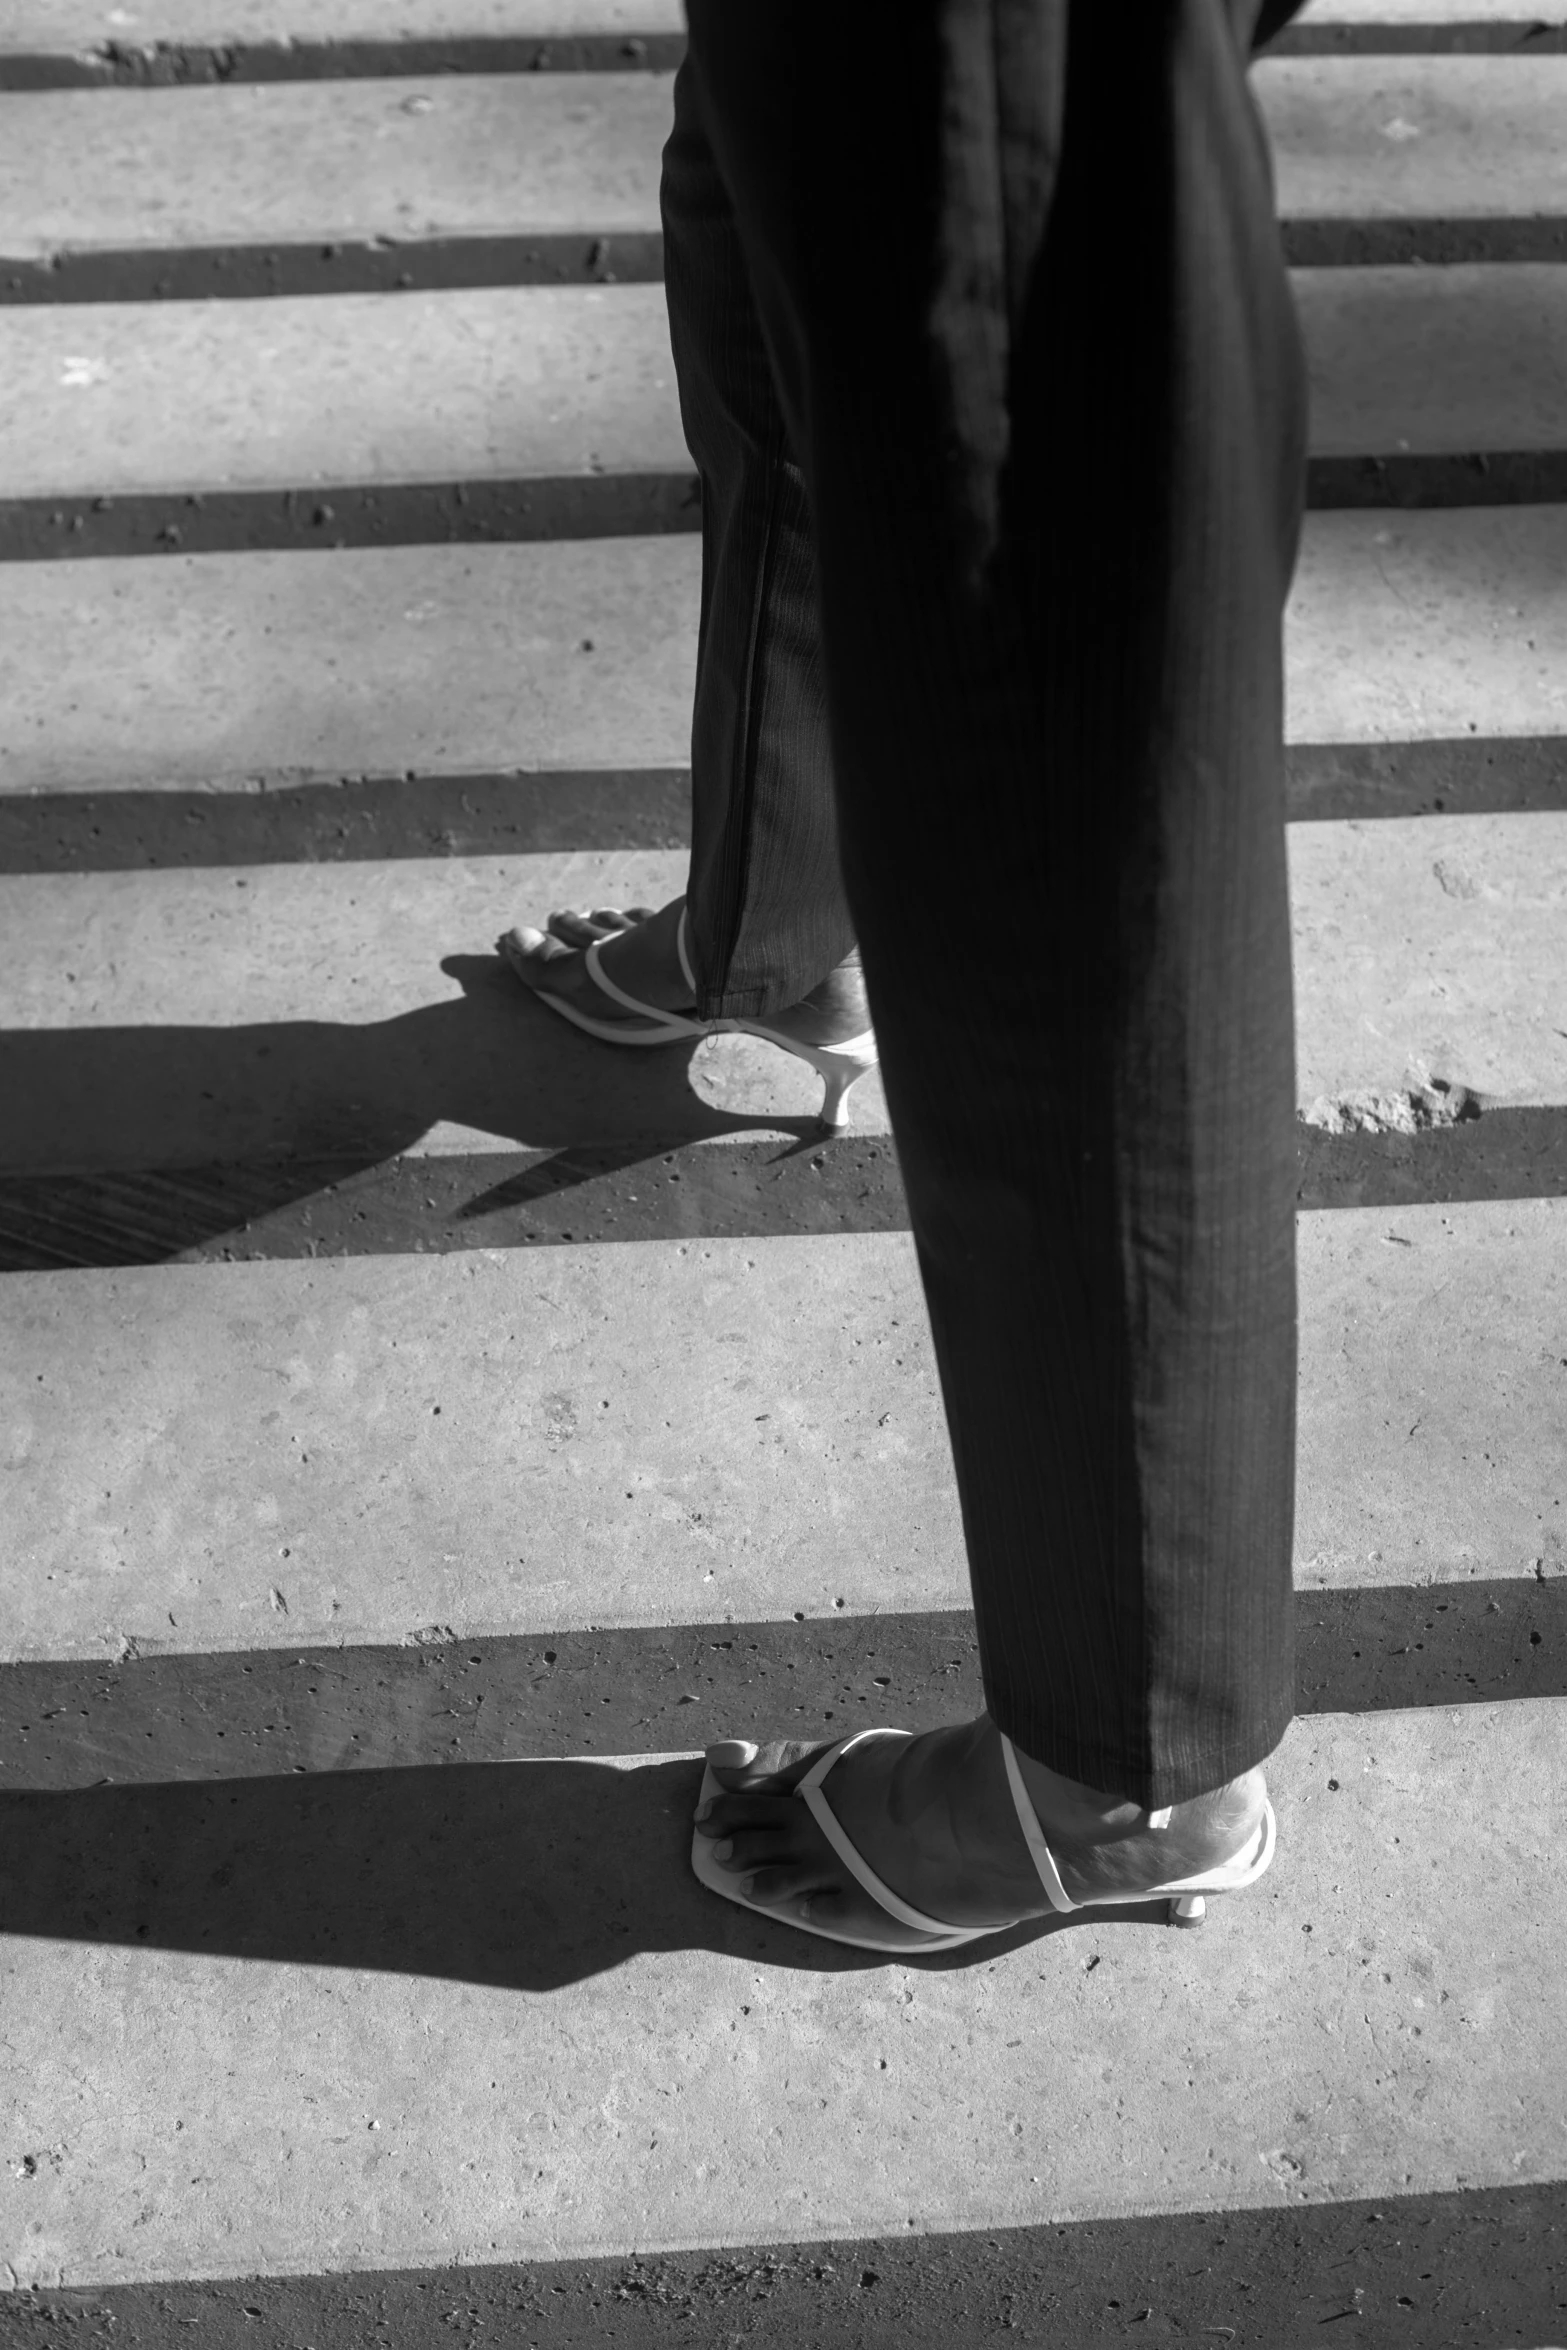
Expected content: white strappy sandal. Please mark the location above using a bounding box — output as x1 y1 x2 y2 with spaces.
690 1726 1277 1954
500 906 879 1132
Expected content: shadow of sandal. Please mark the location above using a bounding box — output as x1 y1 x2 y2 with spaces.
0 1755 1109 1988
0 955 844 1264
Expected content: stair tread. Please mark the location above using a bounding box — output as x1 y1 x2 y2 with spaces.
2 511 1565 803
1 1703 1561 2284
1 0 686 52
2 265 1564 503
2 62 1565 266
2 1200 1561 1659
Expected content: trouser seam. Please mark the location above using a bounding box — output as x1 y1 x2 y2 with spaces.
696 434 786 1020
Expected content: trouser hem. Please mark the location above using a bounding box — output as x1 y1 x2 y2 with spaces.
985 1690 1296 1812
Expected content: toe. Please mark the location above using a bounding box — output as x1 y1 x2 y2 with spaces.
546 908 617 946
740 1858 840 1907
704 1737 827 1795
497 925 564 969
702 1822 799 1874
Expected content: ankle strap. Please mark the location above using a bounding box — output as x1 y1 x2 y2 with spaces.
999 1734 1078 1915
675 905 698 997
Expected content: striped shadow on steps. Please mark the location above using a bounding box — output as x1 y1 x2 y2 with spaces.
2 60 1566 301
0 736 1562 877
3 1108 1567 1268
4 1578 1565 1790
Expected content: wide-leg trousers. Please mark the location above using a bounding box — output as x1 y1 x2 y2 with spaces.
661 0 1307 1808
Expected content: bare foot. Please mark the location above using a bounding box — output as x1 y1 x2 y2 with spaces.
497 898 693 1032
693 1715 1269 1950
497 895 872 1047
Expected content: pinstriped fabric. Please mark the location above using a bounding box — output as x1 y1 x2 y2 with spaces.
676 0 1304 1806
660 62 856 1022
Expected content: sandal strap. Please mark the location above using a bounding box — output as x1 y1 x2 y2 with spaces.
798 1730 973 1939
1000 1734 1079 1914
1001 1733 1277 1905
675 904 699 997
582 935 705 1034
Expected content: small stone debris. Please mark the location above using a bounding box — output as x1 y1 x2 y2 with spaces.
1301 1078 1480 1134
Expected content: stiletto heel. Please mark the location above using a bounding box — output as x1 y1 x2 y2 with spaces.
501 906 880 1132
812 1046 879 1133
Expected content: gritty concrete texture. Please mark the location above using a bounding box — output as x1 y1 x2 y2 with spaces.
0 75 674 260
1 0 686 49
9 1582 1567 1793
1296 263 1567 455
1289 810 1567 1107
0 542 702 794
3 512 1563 803
3 1202 1563 1662
1293 1197 1566 1586
0 1703 1562 2285
4 269 1560 504
1261 56 1567 217
1305 0 1564 19
1286 506 1567 745
2 1233 953 1660
0 288 688 500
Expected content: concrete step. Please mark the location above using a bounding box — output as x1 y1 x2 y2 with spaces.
2 267 1563 541
1286 0 1567 31
0 1699 1560 2286
0 0 687 85
1 812 1563 1171
2 61 1565 300
4 1198 1562 1660
1260 56 1567 251
0 539 700 795
2 0 1554 71
0 73 672 301
1277 0 1567 49
0 285 688 503
1 508 1564 812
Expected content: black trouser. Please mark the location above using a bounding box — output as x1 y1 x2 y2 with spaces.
662 0 1306 1807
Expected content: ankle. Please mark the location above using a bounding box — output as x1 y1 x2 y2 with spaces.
995 1725 1266 1893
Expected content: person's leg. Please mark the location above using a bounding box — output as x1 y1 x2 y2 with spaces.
691 0 1306 1936
500 51 858 1033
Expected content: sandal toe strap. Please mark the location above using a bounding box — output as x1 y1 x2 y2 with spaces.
583 937 705 1033
799 1730 973 1939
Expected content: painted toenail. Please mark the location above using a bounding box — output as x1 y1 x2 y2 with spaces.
693 1800 713 1823
712 1838 734 1862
